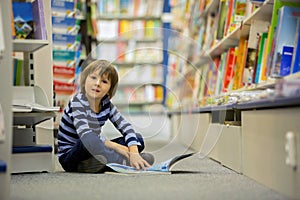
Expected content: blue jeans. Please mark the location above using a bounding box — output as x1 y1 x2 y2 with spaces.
58 132 145 172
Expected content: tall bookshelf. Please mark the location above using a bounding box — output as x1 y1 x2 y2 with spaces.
166 0 300 111
0 1 12 199
94 0 165 113
167 0 300 199
11 0 56 173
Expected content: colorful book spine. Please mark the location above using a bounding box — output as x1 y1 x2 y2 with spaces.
222 47 237 92
255 32 268 83
233 37 248 90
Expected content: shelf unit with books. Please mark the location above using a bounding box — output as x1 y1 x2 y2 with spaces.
167 0 300 198
95 0 171 143
11 0 56 173
94 0 166 114
0 0 13 199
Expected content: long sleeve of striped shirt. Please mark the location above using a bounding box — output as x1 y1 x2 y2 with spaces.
57 93 141 157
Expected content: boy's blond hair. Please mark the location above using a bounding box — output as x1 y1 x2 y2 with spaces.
80 60 119 98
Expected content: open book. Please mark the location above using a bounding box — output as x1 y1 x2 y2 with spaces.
13 86 60 113
106 152 195 174
13 102 60 112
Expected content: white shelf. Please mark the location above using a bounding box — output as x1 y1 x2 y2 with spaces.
13 39 49 52
97 15 161 20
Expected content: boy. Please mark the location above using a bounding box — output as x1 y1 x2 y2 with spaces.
58 60 154 173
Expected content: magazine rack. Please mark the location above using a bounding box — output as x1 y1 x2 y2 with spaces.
12 86 58 173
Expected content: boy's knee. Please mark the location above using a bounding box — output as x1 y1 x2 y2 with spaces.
81 133 105 150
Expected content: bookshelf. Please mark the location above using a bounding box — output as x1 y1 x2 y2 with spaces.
0 0 12 199
167 0 300 199
94 0 165 113
11 0 56 173
166 0 300 111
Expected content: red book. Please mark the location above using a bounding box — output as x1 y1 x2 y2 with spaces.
222 47 237 92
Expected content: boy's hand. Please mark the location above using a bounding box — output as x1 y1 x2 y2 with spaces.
129 152 151 170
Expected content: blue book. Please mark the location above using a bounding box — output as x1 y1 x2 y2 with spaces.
271 6 300 77
51 0 75 17
52 33 80 51
292 19 300 74
280 46 294 76
12 2 34 39
52 16 80 35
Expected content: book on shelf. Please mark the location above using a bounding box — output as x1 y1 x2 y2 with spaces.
52 33 81 51
254 32 268 83
52 16 80 35
243 48 256 86
119 19 132 38
291 19 300 74
224 0 235 37
53 65 76 83
215 52 227 95
96 20 119 40
232 0 247 28
270 6 300 77
146 0 163 17
119 0 134 15
13 58 24 86
51 0 76 17
222 47 237 92
280 46 294 76
96 43 118 62
12 102 60 113
216 0 228 40
32 0 47 40
265 0 300 78
206 58 220 96
233 37 248 90
97 0 120 15
106 153 195 174
12 86 60 113
53 80 77 113
12 2 34 39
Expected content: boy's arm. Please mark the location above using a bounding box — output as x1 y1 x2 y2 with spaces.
104 140 129 159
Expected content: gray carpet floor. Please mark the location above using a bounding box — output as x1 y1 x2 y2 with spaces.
10 140 291 200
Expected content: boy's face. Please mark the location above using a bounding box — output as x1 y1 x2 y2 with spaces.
85 70 111 102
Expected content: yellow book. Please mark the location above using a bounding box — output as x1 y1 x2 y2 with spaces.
119 20 131 38
233 37 248 90
145 20 155 38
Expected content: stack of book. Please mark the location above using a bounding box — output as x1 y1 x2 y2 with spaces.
51 0 82 127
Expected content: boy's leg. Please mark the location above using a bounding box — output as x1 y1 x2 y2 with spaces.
59 132 125 172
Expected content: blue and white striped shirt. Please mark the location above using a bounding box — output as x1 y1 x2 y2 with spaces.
57 93 141 157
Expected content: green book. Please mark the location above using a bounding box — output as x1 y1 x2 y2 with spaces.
15 59 23 86
255 32 268 83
